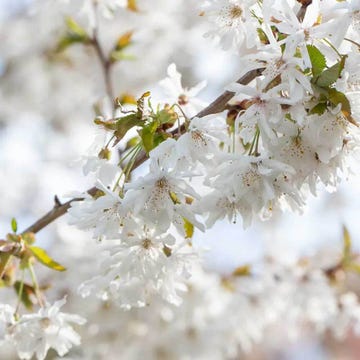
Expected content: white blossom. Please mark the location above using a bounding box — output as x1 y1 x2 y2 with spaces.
159 63 207 117
5 299 85 360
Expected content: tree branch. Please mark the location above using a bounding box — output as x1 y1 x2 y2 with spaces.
19 2 311 236
91 1 115 104
19 66 261 235
92 35 114 102
197 68 264 118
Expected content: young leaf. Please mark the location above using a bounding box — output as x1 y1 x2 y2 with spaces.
11 218 17 233
65 16 88 37
307 45 326 76
315 56 346 88
328 88 351 114
113 114 143 145
232 265 251 277
127 0 139 11
29 246 66 272
0 253 12 278
118 93 137 106
14 281 35 310
56 16 90 53
110 52 136 62
309 102 327 116
115 31 134 51
22 232 35 245
140 124 155 154
110 31 135 63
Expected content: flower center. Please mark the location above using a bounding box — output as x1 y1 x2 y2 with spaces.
241 168 261 187
41 317 51 328
219 4 244 27
178 94 189 105
229 5 242 20
142 238 152 249
191 130 207 147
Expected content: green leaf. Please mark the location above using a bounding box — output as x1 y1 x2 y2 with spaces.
95 113 143 146
307 45 327 76
232 265 251 277
115 31 133 51
315 56 346 88
56 16 90 53
110 51 136 62
113 114 143 145
11 218 17 233
29 246 66 272
183 218 194 239
22 232 35 245
0 252 12 278
127 0 139 11
140 124 155 154
125 136 140 149
309 102 327 116
110 31 135 63
157 108 177 126
328 88 351 114
65 16 87 37
14 281 35 310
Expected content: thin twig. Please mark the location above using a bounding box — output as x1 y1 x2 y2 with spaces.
197 68 264 118
91 1 115 104
92 36 114 102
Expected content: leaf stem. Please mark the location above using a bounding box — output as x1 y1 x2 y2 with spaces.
15 270 25 314
28 262 44 308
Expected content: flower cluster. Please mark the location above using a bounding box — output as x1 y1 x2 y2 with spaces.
0 298 85 360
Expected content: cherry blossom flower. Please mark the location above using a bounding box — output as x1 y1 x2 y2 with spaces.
159 63 207 117
203 0 261 53
79 226 198 309
5 298 85 360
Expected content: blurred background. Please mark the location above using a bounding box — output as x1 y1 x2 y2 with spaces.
1 0 360 359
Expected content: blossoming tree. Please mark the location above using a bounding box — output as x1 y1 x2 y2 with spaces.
1 0 360 358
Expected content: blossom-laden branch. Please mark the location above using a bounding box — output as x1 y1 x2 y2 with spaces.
6 0 360 358
19 69 265 236
18 0 312 236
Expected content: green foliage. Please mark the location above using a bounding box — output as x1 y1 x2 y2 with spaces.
311 55 346 88
232 265 251 277
56 16 90 53
95 92 181 159
11 218 17 233
307 45 327 76
308 50 355 124
29 246 66 272
309 102 327 116
98 92 152 146
0 252 12 278
127 0 139 11
328 88 351 114
110 31 135 63
14 281 35 310
315 56 346 88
